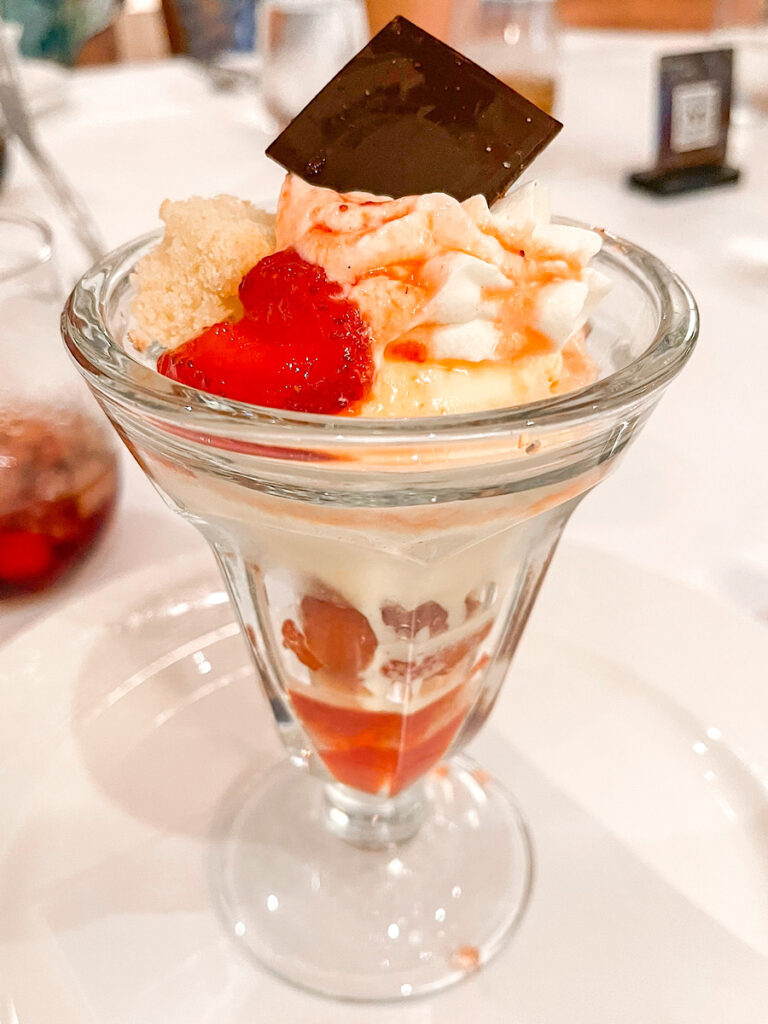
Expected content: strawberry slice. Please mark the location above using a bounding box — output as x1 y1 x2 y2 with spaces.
0 531 53 582
157 249 374 414
282 594 378 688
157 321 267 402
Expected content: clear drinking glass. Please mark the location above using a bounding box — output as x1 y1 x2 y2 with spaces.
364 0 454 38
62 224 697 999
712 0 768 122
259 0 369 127
0 214 118 597
452 0 560 114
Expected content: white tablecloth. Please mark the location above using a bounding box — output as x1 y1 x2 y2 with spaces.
2 32 767 641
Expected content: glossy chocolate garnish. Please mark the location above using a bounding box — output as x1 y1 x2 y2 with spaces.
266 16 562 204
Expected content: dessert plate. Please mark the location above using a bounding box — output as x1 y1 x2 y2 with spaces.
0 543 766 1022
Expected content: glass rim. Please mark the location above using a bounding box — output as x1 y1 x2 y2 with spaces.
0 212 54 286
62 219 698 445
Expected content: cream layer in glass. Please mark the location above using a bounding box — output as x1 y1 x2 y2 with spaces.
126 177 610 796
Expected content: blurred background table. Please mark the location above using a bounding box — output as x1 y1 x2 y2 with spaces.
0 27 767 642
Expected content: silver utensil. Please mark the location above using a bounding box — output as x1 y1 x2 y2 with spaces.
0 20 105 264
0 995 20 1024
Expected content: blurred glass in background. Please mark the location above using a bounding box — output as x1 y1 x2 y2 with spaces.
452 0 559 114
0 214 118 598
365 0 453 37
259 0 367 126
162 0 256 58
712 0 768 120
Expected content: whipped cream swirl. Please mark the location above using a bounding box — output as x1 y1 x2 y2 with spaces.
276 174 609 368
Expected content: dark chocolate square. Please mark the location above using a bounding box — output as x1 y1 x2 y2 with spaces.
266 17 562 204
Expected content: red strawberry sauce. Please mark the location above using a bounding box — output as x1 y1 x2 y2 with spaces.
157 249 374 414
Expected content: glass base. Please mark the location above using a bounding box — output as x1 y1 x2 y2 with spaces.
210 755 532 1001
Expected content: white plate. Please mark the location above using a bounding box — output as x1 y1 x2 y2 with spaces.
0 23 69 120
19 59 70 119
0 543 766 1022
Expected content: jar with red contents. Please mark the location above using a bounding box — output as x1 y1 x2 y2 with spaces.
0 214 118 597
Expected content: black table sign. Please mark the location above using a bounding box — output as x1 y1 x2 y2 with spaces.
628 48 740 196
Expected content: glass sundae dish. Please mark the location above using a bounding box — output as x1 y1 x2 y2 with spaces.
61 18 698 1002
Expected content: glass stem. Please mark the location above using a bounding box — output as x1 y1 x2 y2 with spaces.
322 779 427 849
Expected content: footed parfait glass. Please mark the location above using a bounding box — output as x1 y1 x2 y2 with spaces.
62 224 697 1001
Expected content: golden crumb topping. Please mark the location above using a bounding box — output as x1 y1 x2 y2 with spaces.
131 195 276 350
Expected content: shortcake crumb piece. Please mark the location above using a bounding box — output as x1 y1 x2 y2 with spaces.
131 195 276 350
